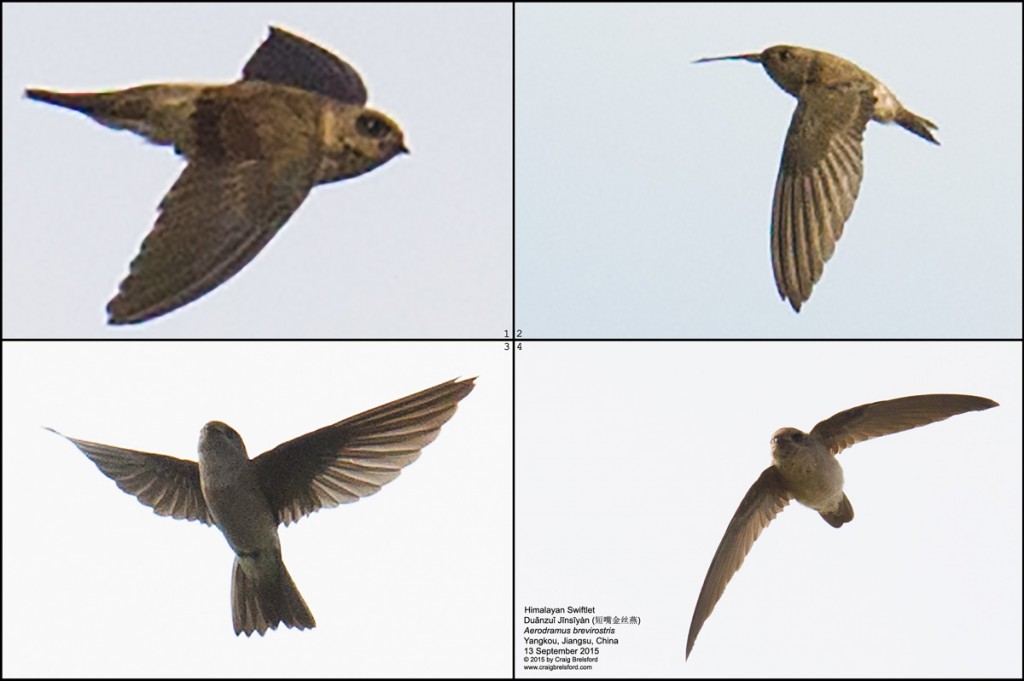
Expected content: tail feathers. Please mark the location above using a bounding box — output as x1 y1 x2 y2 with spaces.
232 557 316 636
819 493 855 528
24 87 157 133
896 109 940 145
25 88 103 115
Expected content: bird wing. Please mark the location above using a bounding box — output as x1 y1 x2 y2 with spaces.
242 26 369 106
252 378 476 526
107 86 320 324
810 394 998 456
771 80 874 311
687 465 792 659
48 428 213 525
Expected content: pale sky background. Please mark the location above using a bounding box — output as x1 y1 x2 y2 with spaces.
2 341 511 677
3 3 511 338
515 4 1022 338
515 341 1021 677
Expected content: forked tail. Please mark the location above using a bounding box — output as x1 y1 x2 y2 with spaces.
896 108 940 145
231 556 316 636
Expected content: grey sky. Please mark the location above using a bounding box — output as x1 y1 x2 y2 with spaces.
515 341 1021 676
3 3 511 338
515 4 1022 338
2 341 511 677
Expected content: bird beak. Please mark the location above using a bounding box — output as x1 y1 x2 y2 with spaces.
693 52 763 65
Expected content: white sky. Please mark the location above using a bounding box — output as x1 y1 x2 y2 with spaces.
515 4 1022 338
515 341 1021 677
2 341 511 677
3 4 511 338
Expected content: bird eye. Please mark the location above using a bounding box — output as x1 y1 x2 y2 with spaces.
778 49 790 61
357 114 389 139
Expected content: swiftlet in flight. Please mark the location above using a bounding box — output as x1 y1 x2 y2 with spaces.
695 45 938 312
26 26 407 324
686 393 996 658
50 378 474 635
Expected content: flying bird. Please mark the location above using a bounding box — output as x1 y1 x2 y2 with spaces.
686 393 997 659
50 377 474 635
696 45 938 311
26 26 407 324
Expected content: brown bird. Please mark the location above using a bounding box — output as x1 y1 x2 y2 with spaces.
696 45 939 311
26 27 407 324
49 377 474 635
686 393 997 659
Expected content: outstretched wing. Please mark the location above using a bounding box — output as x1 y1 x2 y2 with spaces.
811 394 998 456
252 378 476 526
687 466 792 659
49 428 212 525
771 80 874 311
242 26 368 105
107 85 320 324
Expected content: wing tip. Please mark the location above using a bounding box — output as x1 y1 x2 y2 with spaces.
976 396 999 410
106 294 160 326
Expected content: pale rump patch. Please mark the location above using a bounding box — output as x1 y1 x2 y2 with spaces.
871 81 902 122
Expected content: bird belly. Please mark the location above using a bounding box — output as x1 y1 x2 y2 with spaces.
202 475 280 556
776 450 846 513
